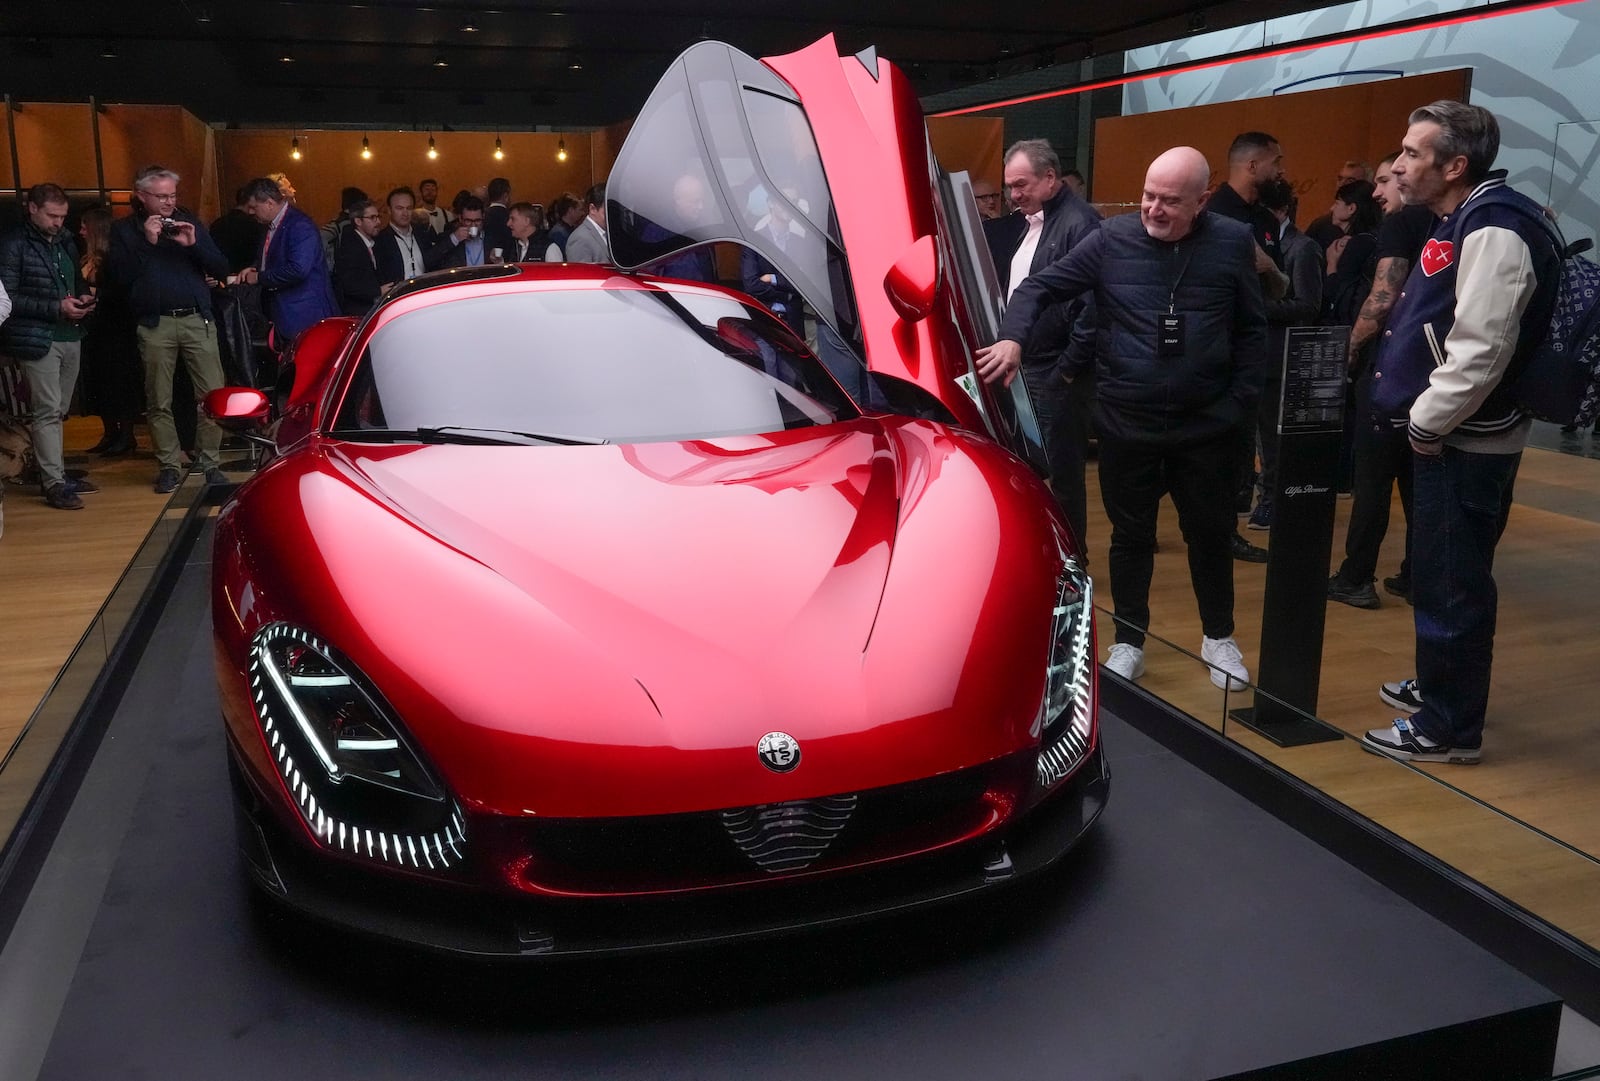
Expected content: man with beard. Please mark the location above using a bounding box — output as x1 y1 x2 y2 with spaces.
1327 150 1437 609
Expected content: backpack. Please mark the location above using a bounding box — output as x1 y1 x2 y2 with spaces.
1460 190 1600 427
1324 233 1378 329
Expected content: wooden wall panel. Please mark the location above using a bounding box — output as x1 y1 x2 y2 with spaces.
928 115 1005 188
216 130 597 225
1092 69 1472 228
0 103 16 193
9 104 99 192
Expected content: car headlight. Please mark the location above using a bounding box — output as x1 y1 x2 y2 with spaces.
1036 553 1096 788
249 623 466 871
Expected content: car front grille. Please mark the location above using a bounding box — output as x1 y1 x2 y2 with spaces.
719 794 859 873
508 757 1027 896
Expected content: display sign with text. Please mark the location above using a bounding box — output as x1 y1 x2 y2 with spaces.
1278 325 1351 434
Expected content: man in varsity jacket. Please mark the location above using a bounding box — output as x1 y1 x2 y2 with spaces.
1362 100 1560 765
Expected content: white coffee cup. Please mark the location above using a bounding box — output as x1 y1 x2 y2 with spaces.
468 225 480 238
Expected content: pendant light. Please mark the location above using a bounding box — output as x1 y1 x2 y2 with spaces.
556 136 568 163
427 133 439 160
360 134 373 160
493 135 504 161
289 131 302 161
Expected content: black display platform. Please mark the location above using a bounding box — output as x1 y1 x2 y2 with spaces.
0 532 1562 1081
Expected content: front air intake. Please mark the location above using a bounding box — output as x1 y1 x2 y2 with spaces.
719 795 859 873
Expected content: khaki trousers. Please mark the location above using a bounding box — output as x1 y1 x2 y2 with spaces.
136 314 223 471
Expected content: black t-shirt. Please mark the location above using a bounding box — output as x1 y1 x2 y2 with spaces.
1206 182 1282 268
1375 204 1436 265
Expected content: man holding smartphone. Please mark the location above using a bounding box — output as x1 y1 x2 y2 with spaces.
0 183 97 509
107 165 232 494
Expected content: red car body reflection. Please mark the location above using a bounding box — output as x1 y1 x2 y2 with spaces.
212 37 1104 958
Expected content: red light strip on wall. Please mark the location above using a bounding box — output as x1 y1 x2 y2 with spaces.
930 0 1582 117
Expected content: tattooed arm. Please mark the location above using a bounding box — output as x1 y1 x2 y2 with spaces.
1347 255 1409 368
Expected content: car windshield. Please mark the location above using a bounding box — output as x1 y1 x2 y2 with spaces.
330 285 859 444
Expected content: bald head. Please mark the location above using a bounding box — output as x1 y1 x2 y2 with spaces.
1141 146 1212 242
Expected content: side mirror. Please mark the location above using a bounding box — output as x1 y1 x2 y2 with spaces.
203 387 270 431
883 235 938 323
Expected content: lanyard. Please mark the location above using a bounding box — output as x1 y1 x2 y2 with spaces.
1168 241 1195 315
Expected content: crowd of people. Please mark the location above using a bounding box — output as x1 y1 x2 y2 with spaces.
975 98 1560 765
0 169 619 521
0 99 1564 765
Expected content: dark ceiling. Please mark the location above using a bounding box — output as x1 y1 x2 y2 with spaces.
4 0 1342 130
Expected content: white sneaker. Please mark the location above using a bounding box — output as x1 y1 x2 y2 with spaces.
1201 635 1249 691
1105 643 1146 680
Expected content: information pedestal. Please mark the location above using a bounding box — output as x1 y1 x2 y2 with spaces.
1232 326 1348 747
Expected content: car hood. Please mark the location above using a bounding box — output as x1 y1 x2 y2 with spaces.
226 419 1057 818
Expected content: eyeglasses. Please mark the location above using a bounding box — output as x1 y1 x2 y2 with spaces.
142 191 179 202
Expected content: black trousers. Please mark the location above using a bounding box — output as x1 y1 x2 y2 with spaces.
1335 374 1413 584
1098 429 1237 648
1021 363 1090 549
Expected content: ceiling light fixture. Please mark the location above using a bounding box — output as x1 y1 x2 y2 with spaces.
278 49 295 63
567 57 583 71
433 52 449 68
556 137 567 163
427 133 439 160
290 134 302 161
100 42 119 59
493 135 504 161
459 18 479 32
361 134 373 160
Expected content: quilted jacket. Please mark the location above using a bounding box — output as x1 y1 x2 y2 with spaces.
0 222 79 361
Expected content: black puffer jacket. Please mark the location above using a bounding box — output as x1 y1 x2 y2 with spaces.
0 223 79 361
998 210 1266 445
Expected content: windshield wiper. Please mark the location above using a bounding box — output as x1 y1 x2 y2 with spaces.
333 426 607 447
416 426 608 447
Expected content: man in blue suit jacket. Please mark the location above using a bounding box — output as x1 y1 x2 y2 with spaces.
237 177 338 345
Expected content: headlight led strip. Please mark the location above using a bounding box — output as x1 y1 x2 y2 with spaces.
249 625 467 871
1037 559 1095 788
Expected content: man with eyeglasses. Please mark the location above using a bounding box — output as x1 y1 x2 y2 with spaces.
971 178 1005 221
333 199 388 316
106 165 232 494
426 196 489 269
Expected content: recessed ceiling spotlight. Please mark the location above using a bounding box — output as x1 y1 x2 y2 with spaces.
433 52 449 68
278 51 295 63
100 42 119 59
459 18 479 32
567 58 583 71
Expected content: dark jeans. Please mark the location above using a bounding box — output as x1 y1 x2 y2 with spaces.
1255 368 1283 512
1409 445 1521 749
1021 363 1089 548
1098 430 1236 648
1336 378 1413 584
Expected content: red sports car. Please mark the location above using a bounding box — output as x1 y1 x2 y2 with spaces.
209 36 1105 956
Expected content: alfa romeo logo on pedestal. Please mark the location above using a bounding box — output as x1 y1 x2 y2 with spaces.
756 731 801 773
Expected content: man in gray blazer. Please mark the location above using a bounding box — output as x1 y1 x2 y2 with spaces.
563 183 610 264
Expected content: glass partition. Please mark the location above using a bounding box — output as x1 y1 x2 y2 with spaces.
0 473 211 854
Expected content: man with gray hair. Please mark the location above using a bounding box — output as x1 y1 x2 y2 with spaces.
976 146 1267 692
1362 101 1560 764
106 165 231 493
984 138 1101 547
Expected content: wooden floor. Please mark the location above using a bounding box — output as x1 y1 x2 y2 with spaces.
1085 434 1600 948
2 417 1599 950
0 418 183 761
